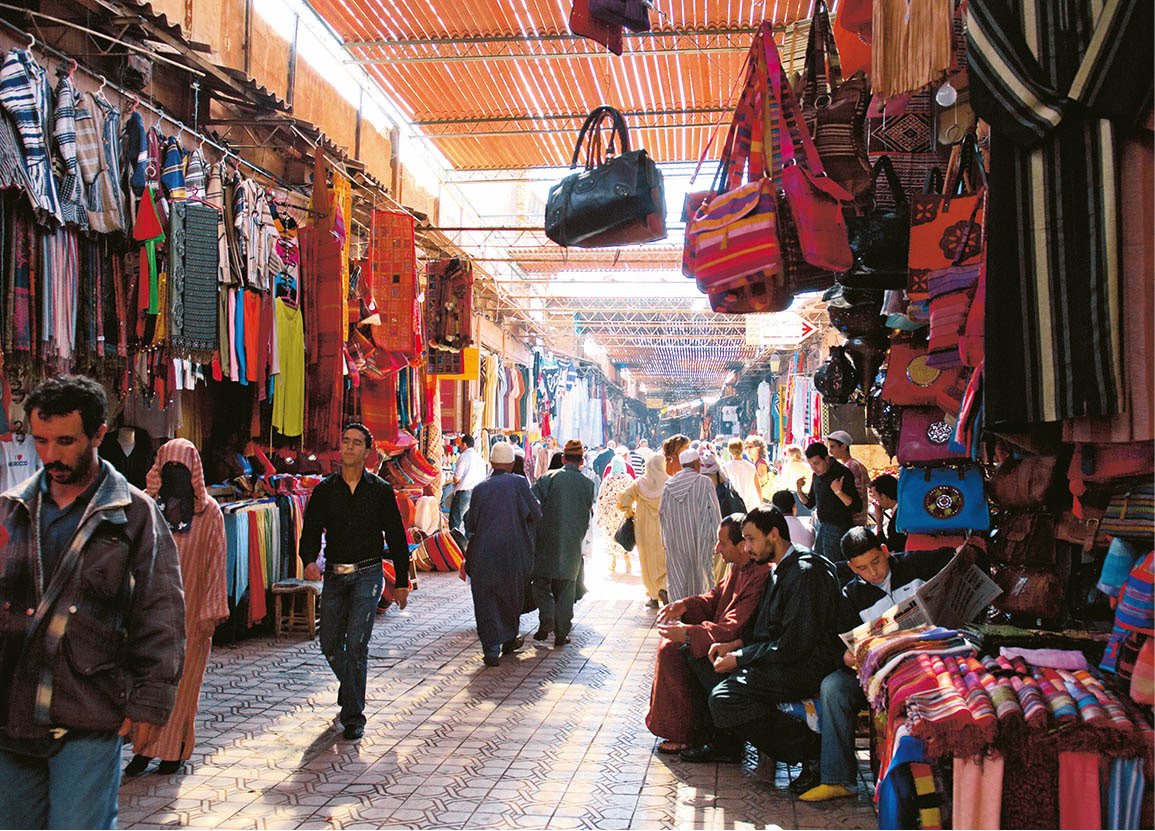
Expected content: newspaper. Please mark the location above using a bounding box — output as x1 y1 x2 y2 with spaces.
839 552 1003 650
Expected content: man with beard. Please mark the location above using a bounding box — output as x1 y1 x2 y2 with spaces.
0 375 185 829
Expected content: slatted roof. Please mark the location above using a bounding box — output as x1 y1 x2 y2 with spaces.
310 0 826 168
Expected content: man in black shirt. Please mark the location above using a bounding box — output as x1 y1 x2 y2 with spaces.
796 442 862 564
300 423 411 740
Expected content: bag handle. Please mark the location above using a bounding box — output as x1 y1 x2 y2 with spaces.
871 155 908 207
763 21 828 178
924 167 945 194
802 0 843 105
569 105 631 169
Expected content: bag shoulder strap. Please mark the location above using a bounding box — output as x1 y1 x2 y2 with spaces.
570 105 631 168
872 156 908 206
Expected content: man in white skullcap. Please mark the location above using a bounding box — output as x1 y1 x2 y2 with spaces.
658 447 722 602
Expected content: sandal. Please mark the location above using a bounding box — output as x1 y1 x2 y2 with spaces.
657 741 690 754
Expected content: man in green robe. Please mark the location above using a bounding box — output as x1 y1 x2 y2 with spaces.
531 439 596 647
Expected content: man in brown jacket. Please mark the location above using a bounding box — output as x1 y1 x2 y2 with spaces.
0 375 185 829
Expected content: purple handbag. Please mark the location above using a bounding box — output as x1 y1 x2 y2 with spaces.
589 0 651 32
896 407 968 466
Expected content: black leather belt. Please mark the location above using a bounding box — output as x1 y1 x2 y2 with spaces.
325 557 382 575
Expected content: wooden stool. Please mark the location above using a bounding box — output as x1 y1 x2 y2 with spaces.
271 580 323 639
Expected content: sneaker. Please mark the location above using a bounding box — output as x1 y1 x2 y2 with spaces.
502 636 525 655
342 725 364 740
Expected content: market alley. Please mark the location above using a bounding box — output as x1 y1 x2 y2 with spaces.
116 545 878 830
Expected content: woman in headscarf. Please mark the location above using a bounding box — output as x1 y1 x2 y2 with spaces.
618 453 670 607
125 438 229 776
596 455 636 574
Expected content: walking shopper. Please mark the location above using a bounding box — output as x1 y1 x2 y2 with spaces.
826 431 870 527
0 375 185 830
127 439 228 777
660 448 722 602
449 434 486 537
300 423 412 740
743 435 772 502
461 442 541 666
662 434 691 475
618 454 670 607
597 455 636 574
796 442 862 564
723 438 761 511
531 440 596 646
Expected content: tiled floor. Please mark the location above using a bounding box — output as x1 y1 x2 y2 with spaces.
118 544 879 830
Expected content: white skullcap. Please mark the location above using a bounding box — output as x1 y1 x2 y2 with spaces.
490 442 515 464
679 448 700 464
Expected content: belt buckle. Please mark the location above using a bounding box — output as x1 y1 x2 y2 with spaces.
332 563 355 575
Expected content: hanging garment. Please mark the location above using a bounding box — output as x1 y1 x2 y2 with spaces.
272 298 304 437
169 201 220 356
969 0 1151 425
0 49 61 222
75 93 125 233
300 223 345 450
0 109 33 198
870 0 953 98
51 71 88 230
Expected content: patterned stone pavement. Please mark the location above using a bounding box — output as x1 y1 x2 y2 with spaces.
118 544 879 830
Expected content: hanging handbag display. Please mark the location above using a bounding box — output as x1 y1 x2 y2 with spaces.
588 0 651 32
569 0 623 55
989 456 1060 509
926 189 986 369
841 156 910 289
614 514 637 551
895 465 990 533
907 136 987 302
544 105 666 248
798 1 873 212
683 28 787 314
1095 484 1155 546
813 345 857 405
896 407 969 466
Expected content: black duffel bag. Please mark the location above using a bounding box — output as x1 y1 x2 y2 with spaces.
545 105 666 248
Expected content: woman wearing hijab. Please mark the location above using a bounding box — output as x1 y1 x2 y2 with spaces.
597 455 636 574
618 454 670 607
125 438 228 776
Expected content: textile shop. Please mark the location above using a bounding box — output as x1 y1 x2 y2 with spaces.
619 0 1154 827
0 21 519 636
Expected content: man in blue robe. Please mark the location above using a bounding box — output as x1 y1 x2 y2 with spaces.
461 441 542 666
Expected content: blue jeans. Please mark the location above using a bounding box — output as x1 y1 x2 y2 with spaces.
819 668 867 787
449 489 472 538
320 567 384 729
0 732 122 828
814 522 848 562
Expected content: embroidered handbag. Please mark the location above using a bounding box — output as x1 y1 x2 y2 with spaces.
895 465 990 534
907 136 987 302
545 105 666 248
897 407 968 466
881 340 965 409
569 0 623 55
798 1 873 212
614 515 637 551
588 0 651 32
926 190 986 369
841 156 910 289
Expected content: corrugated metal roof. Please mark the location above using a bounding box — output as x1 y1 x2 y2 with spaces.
308 0 825 168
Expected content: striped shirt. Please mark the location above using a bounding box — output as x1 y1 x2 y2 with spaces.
0 49 62 222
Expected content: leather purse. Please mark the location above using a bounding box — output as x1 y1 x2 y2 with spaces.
841 156 910 289
798 1 873 212
897 407 968 466
569 0 623 55
589 0 651 32
545 105 666 248
989 456 1060 509
813 346 857 405
895 465 990 534
908 137 987 302
989 511 1056 566
881 340 966 409
992 565 1065 619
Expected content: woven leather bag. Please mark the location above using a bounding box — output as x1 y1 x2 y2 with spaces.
798 1 873 212
989 456 1060 509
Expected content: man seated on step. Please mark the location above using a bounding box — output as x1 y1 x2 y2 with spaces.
798 528 968 802
681 507 845 793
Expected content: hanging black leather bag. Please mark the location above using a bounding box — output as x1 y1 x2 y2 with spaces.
589 0 651 32
840 155 910 289
545 105 666 248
